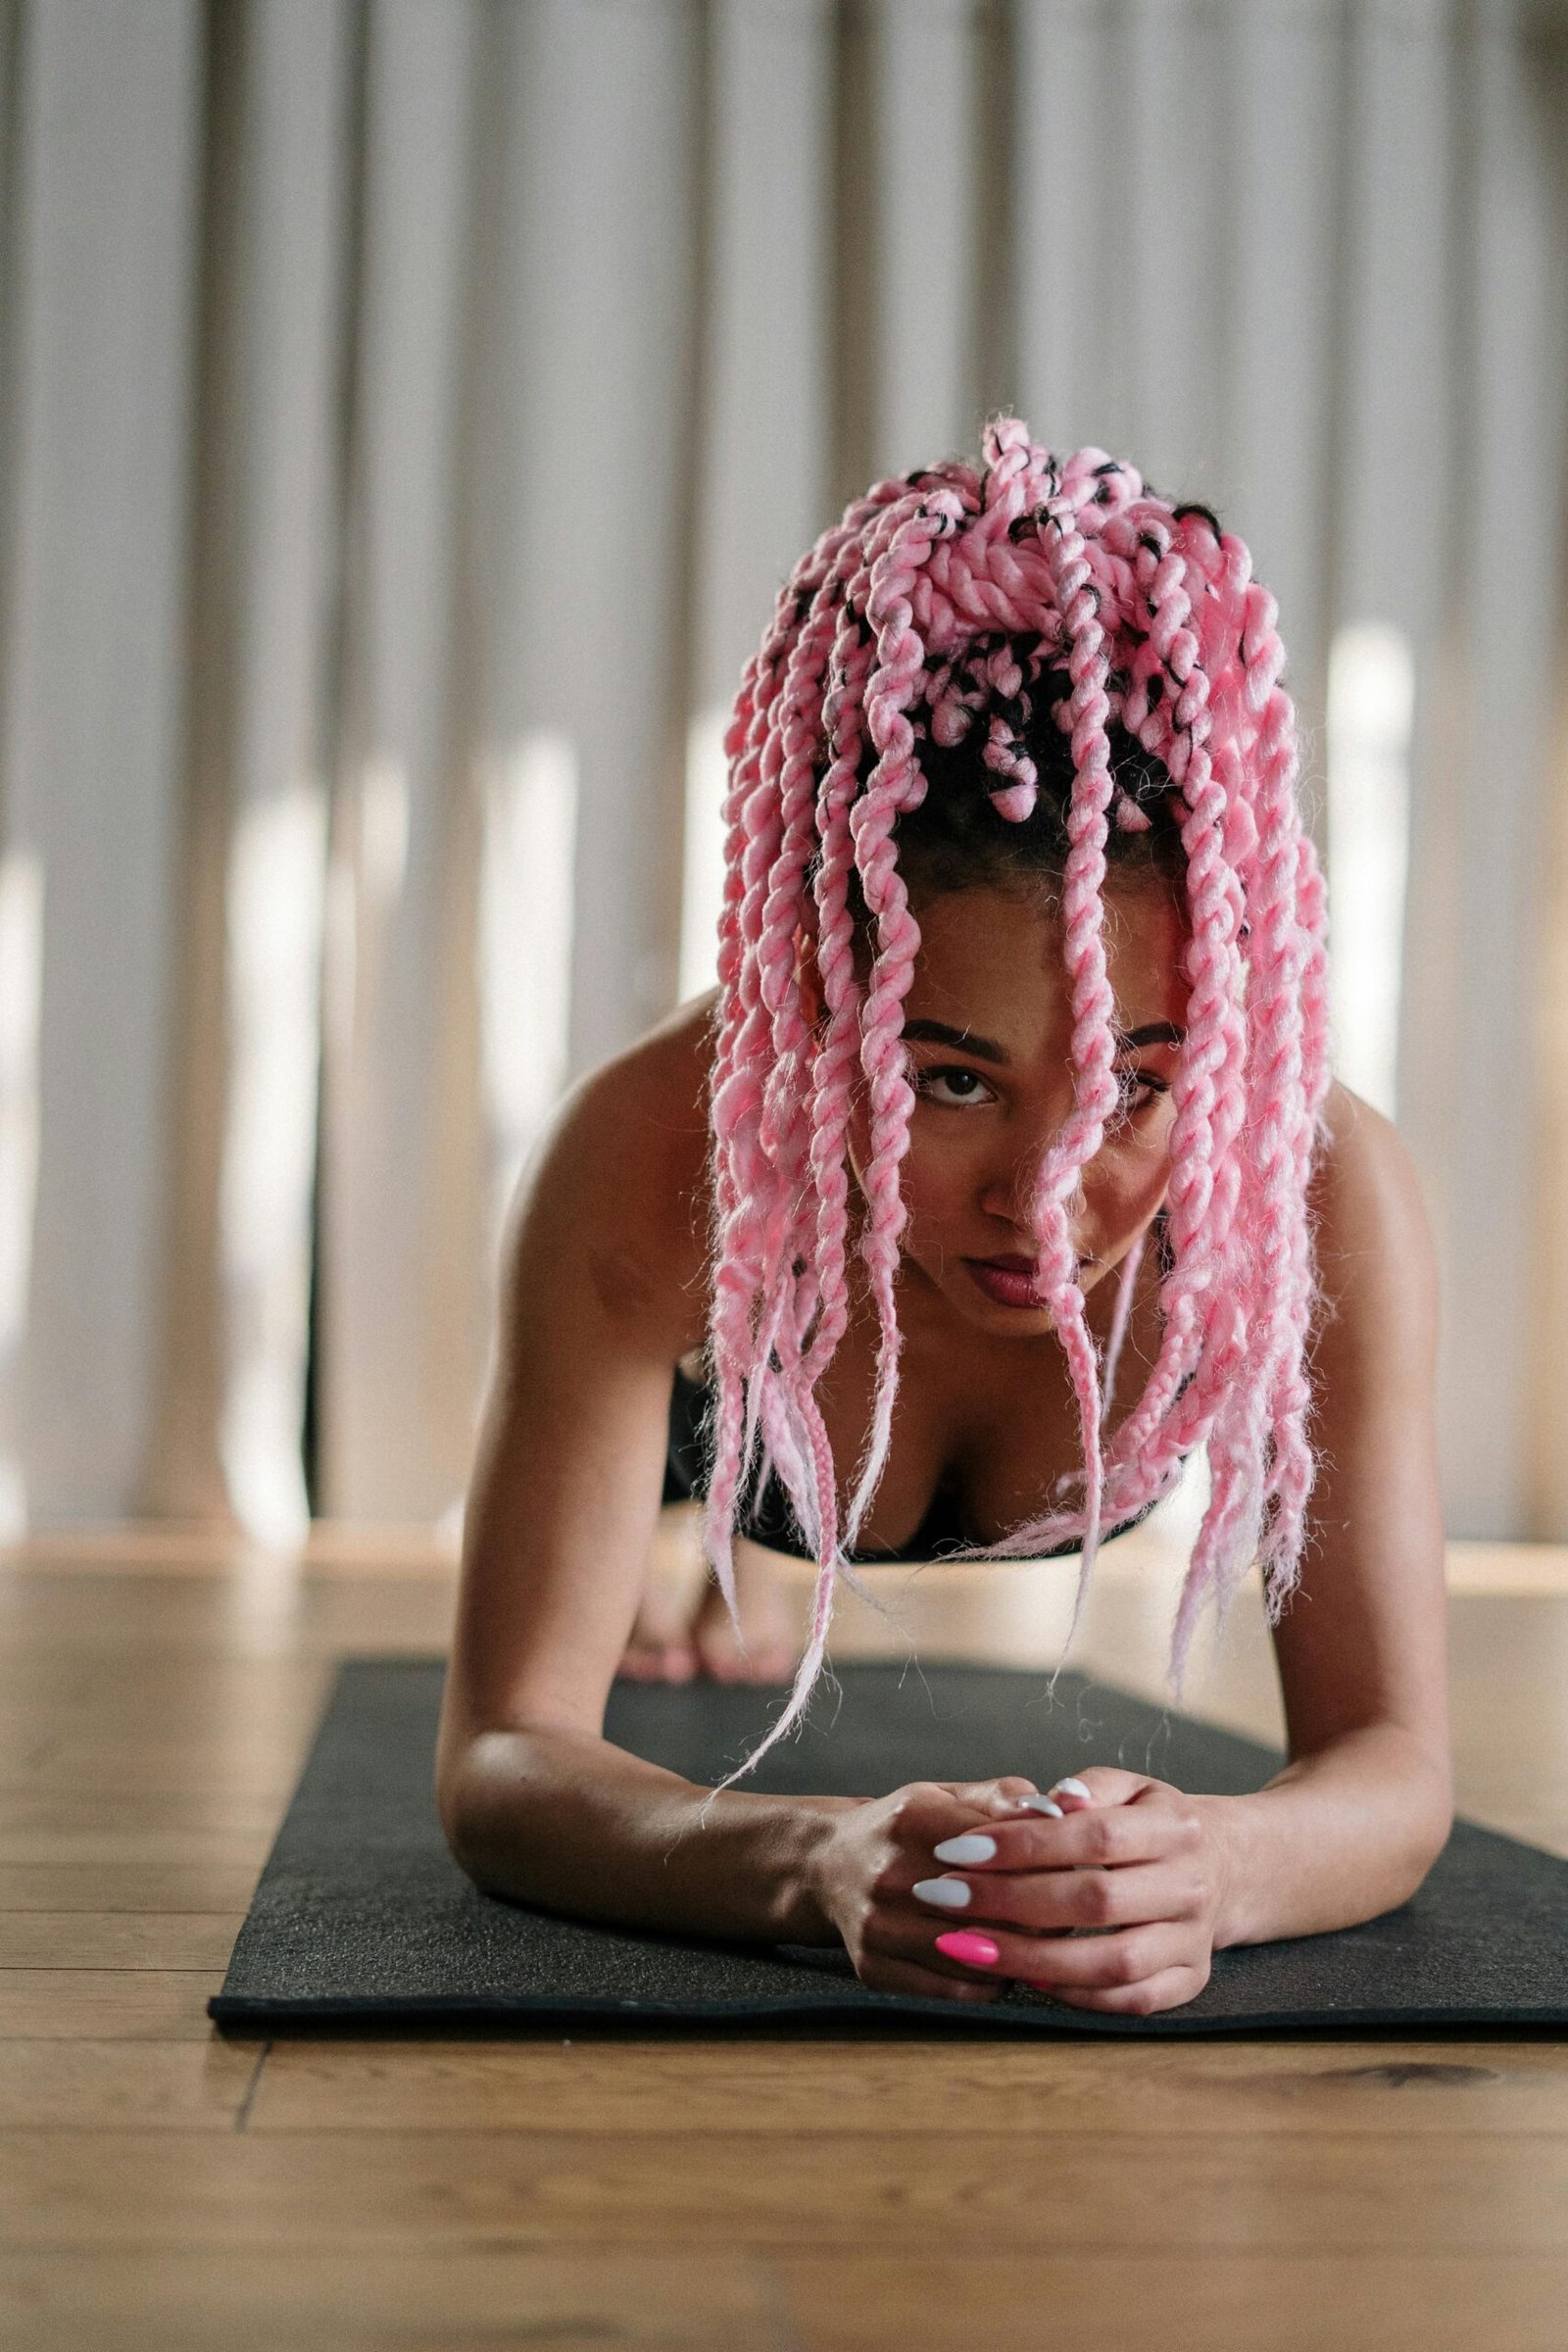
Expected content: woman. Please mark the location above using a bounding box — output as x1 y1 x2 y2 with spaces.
436 418 1452 2016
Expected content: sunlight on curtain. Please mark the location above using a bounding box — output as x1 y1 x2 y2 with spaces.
220 779 327 1547
0 852 43 1537
480 730 578 1265
357 754 411 918
1326 620 1415 1121
678 705 730 1004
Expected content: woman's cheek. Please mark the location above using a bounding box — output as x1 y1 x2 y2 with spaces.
901 1152 965 1245
1085 1121 1174 1251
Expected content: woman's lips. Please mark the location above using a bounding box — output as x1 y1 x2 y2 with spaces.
962 1257 1051 1310
960 1250 1099 1309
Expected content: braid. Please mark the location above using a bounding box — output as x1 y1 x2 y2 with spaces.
703 488 902 1625
1024 473 1123 1654
699 417 1330 1789
844 490 968 1544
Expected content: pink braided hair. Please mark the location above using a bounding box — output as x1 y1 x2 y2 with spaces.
698 417 1332 1798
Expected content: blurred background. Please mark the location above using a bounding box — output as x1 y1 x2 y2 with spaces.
0 0 1564 1556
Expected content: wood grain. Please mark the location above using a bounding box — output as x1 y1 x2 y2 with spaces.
0 2039 258 2129
247 2035 1568 2137
0 2248 784 2352
0 1913 242 1968
775 2254 1568 2352
1 2128 1564 2251
0 1970 222 2039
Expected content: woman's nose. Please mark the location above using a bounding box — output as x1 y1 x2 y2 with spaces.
984 1065 1096 1198
977 1119 1072 1228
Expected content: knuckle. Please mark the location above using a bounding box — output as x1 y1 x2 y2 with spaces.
1110 1936 1148 1985
1076 1871 1118 1927
893 1781 943 1826
1081 1814 1119 1866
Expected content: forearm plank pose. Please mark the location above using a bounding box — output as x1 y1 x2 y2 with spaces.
436 418 1452 2015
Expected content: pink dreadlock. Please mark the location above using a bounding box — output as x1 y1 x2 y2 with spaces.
700 416 1333 1796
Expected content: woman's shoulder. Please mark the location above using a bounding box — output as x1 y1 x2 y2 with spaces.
501 989 719 1358
1307 1078 1439 1343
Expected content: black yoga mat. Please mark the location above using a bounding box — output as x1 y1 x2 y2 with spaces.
209 1656 1568 2036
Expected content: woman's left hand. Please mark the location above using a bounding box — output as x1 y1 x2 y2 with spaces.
911 1766 1235 2015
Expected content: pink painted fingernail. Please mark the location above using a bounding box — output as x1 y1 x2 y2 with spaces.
935 1931 1001 1969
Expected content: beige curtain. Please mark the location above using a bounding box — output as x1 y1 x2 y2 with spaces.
0 0 1565 1542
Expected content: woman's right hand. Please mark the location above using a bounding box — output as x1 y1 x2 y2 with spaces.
810 1776 1045 2002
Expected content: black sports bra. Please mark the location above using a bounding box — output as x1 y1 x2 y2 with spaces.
661 1363 1164 1562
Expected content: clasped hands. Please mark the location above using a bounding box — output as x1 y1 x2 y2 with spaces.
820 1767 1233 2016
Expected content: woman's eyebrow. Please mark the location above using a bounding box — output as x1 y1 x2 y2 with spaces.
903 1016 1187 1059
903 1018 1010 1063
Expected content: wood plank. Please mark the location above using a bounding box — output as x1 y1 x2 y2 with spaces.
0 2039 258 2130
0 1652 329 1702
0 1572 453 1663
0 1915 241 1968
0 1971 223 2039
0 1738 311 1798
247 2035 1568 2138
0 1788 283 1839
0 1862 264 1911
0 1520 463 1573
0 2247 781 2352
0 2129 1564 2251
0 1828 273 1870
777 2252 1568 2352
0 2250 1560 2352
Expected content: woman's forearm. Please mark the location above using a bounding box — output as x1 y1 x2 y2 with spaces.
1202 1722 1454 1949
440 1723 858 1947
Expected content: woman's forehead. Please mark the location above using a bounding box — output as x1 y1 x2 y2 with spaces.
906 881 1190 1032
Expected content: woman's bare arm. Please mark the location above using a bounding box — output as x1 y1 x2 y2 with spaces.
1203 1079 1455 1947
433 1014 857 1947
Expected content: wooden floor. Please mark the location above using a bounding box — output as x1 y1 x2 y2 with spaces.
3 1506 1567 2351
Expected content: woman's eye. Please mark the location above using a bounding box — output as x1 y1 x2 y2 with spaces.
913 1063 993 1108
1112 1069 1168 1117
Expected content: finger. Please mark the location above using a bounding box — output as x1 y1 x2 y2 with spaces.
930 1793 1202 1877
912 1857 1203 1936
858 1943 1011 2004
1020 1768 1158 1813
935 1777 1042 1817
1042 1965 1208 2017
952 1919 1199 1992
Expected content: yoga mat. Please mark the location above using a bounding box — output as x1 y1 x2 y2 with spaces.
209 1657 1568 2036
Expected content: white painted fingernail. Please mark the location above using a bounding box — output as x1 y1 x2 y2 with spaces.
1014 1795 1063 1817
1050 1777 1092 1800
933 1833 996 1865
912 1876 972 1910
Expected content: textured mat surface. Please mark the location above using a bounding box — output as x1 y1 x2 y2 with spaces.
209 1656 1568 2035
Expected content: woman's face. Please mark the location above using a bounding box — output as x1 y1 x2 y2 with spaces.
847 875 1191 1339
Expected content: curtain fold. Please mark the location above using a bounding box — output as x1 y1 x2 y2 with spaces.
1 0 1565 1539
